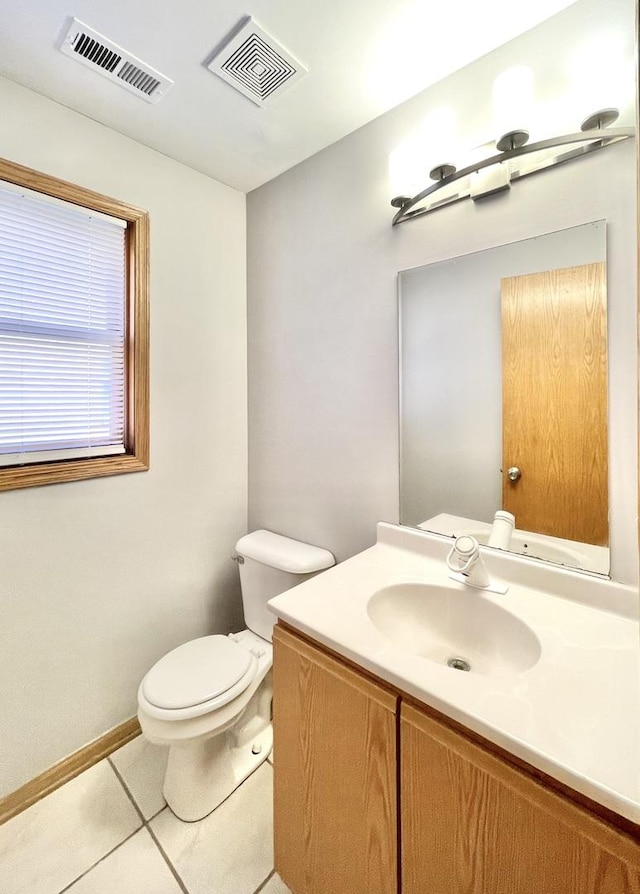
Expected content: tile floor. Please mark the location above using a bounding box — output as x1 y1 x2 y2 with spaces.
0 736 290 894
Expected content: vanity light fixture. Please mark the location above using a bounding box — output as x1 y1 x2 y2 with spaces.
391 108 634 225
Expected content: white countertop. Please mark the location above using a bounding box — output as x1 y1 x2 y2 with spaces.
268 522 640 823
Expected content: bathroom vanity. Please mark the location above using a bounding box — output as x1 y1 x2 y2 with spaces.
269 523 640 894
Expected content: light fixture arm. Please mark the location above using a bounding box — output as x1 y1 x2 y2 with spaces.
391 125 634 226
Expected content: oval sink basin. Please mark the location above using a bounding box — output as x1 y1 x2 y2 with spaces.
367 583 541 677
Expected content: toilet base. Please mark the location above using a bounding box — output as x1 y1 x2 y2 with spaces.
160 673 273 822
163 723 272 822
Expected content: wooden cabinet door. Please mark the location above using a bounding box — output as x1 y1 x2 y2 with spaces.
273 625 397 894
401 702 640 894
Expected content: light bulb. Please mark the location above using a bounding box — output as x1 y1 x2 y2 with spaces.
389 107 458 200
567 32 634 124
492 66 535 139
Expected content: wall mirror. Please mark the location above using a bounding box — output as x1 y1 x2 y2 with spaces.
399 221 612 574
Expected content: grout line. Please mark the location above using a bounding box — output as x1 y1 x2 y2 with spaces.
253 868 276 893
148 804 168 822
108 760 190 894
107 759 146 826
45 750 277 894
145 816 190 894
57 827 141 893
58 761 147 890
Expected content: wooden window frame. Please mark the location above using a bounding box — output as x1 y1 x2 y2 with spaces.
0 157 149 492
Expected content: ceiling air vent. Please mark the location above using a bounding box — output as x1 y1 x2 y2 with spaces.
206 17 307 107
59 18 173 104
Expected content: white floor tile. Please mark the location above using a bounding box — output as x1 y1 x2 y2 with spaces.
0 761 141 894
150 763 274 894
64 828 184 894
110 734 168 820
261 872 292 893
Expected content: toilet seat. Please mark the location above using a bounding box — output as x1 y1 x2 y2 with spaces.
139 635 258 721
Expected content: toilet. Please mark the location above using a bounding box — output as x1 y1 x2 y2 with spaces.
137 529 335 822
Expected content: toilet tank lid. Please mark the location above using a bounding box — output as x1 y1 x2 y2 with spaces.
235 530 335 574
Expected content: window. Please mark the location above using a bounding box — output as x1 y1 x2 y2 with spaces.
0 157 149 491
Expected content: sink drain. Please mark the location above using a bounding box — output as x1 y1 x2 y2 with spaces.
447 657 471 672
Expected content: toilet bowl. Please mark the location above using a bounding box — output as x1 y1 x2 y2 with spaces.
137 530 335 822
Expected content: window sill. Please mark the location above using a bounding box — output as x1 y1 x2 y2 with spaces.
0 452 149 492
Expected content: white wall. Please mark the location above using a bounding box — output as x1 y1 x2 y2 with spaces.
247 1 637 582
0 77 247 797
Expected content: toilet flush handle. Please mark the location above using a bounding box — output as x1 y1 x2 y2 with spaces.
231 554 244 564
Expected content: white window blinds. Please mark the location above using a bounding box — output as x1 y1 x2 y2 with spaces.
0 181 127 467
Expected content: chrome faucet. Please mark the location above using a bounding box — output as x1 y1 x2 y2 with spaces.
446 535 508 595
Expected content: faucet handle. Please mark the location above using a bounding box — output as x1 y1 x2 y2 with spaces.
447 534 508 595
446 535 480 574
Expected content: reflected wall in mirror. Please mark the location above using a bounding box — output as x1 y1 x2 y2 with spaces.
399 221 609 574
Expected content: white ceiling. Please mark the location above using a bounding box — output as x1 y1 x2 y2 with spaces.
0 0 587 192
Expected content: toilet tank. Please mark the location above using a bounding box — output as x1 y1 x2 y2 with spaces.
235 530 335 642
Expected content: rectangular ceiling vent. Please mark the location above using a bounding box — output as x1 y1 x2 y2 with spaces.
59 18 173 104
206 17 307 107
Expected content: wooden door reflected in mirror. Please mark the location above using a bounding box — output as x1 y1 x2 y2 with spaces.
501 263 608 546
